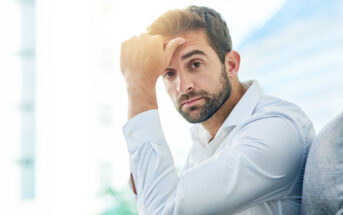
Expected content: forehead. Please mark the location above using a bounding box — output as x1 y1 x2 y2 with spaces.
165 30 217 60
173 30 209 46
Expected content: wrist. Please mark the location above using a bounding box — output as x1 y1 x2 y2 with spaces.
126 81 158 119
124 73 158 89
126 80 156 92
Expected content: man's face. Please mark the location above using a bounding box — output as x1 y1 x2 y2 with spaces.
162 30 231 123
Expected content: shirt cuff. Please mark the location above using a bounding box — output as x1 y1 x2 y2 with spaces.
122 109 165 152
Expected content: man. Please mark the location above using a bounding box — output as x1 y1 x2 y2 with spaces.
120 5 315 215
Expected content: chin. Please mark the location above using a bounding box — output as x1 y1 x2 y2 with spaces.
184 113 208 123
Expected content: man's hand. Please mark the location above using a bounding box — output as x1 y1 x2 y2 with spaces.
120 33 185 119
120 33 185 85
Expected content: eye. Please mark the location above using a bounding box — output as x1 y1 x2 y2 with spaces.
191 61 201 69
163 69 176 79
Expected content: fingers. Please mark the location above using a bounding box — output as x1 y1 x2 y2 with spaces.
164 37 186 63
120 33 185 81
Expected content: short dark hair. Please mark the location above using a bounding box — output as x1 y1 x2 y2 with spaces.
147 5 232 63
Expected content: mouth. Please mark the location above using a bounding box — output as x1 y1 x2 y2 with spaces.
180 97 203 108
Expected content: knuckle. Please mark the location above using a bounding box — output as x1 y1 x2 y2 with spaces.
121 40 127 48
151 34 163 42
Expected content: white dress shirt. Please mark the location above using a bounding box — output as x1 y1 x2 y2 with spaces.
123 80 315 215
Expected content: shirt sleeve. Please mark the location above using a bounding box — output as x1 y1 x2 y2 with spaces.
123 109 178 214
123 110 304 215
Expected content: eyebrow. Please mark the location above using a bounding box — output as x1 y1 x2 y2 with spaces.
181 49 207 60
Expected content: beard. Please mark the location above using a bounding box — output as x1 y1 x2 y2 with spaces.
176 65 231 123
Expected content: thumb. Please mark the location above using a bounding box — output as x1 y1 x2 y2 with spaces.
164 37 185 63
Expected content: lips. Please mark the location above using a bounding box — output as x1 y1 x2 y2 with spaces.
181 97 203 108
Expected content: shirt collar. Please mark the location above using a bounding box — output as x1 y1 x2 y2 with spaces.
221 80 262 127
190 80 262 145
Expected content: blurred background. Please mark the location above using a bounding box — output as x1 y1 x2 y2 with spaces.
0 0 342 214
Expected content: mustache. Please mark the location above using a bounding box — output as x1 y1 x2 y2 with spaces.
177 91 209 107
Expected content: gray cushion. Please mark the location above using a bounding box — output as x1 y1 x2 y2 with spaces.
302 111 343 215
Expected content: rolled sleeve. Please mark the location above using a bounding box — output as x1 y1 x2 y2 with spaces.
123 109 165 153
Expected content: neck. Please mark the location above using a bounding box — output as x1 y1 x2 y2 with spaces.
202 80 246 140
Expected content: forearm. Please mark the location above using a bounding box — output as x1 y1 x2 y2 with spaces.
126 81 158 120
126 82 157 196
123 110 178 214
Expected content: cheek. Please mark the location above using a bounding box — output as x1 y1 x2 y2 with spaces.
199 67 222 87
194 74 212 89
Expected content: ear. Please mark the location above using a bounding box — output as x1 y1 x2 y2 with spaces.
224 50 240 78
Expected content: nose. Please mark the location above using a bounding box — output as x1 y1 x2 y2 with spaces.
176 71 194 94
